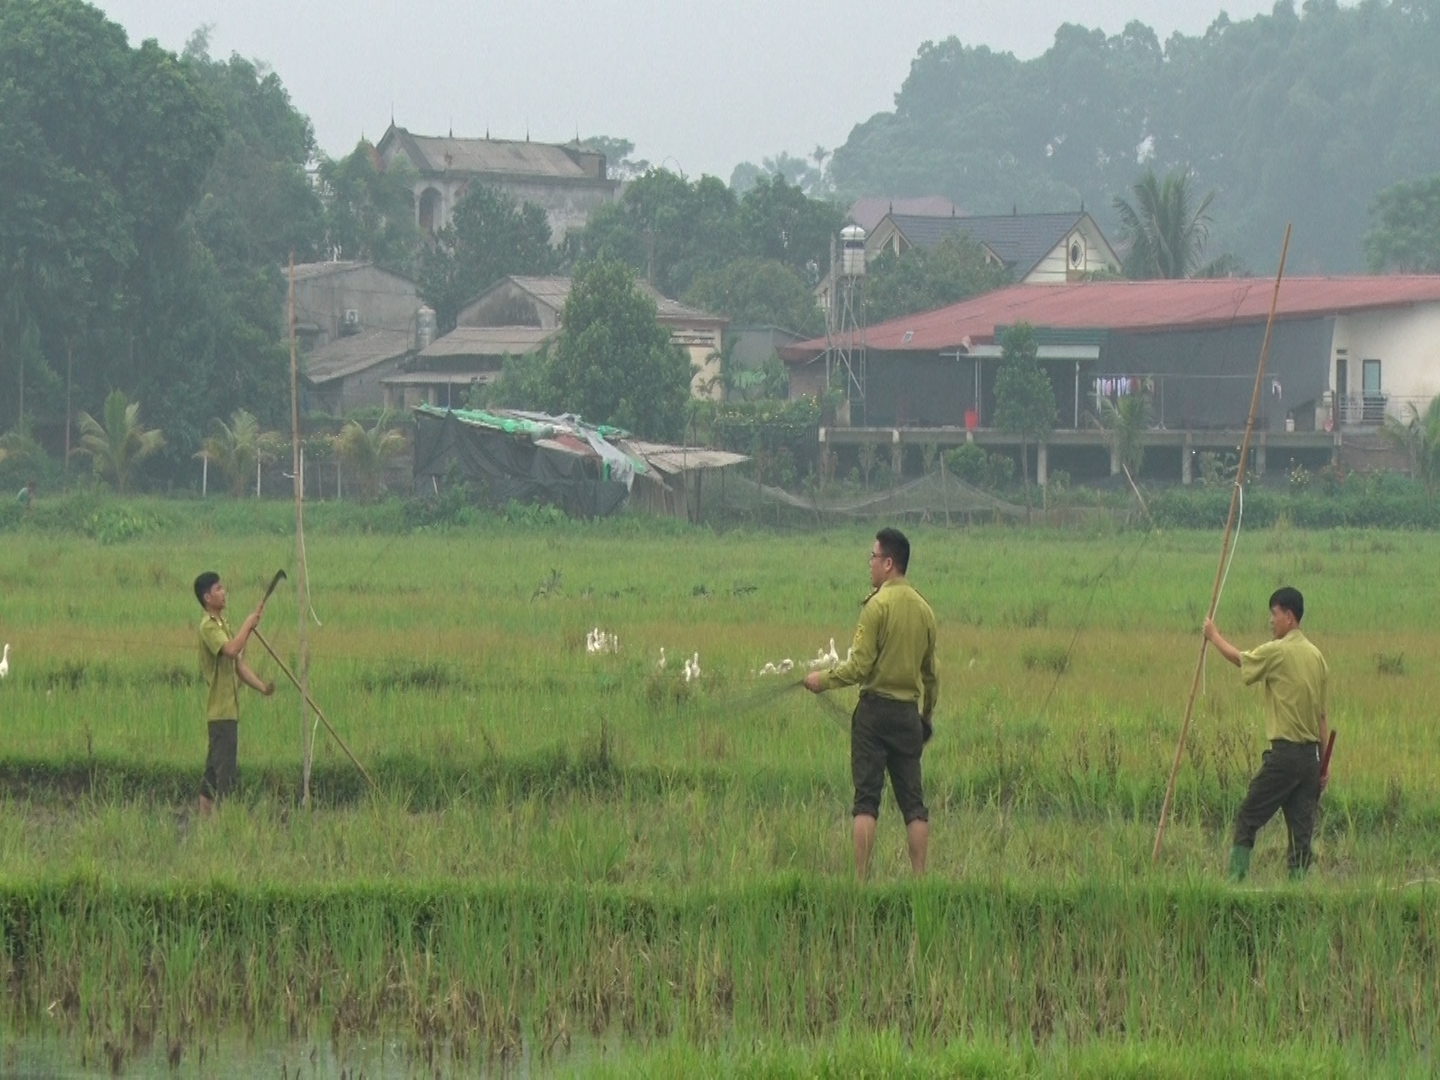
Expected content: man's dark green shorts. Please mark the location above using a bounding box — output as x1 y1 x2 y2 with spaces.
850 693 928 823
202 719 238 801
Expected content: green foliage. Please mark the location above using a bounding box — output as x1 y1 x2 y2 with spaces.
182 31 325 271
1365 174 1440 272
682 257 824 335
542 260 691 440
76 390 165 493
417 183 558 331
578 134 650 181
199 408 287 496
993 324 1055 504
865 235 1011 322
944 443 1015 489
829 5 1440 271
1113 168 1232 279
318 140 422 274
333 410 407 498
575 169 842 299
1381 395 1440 491
1095 393 1150 475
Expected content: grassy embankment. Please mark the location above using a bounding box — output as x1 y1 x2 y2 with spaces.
0 500 1437 1073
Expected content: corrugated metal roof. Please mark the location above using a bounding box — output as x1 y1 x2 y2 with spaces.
303 329 412 383
290 260 368 282
381 371 498 386
783 275 1440 358
418 326 556 359
403 132 591 180
888 212 1086 277
498 276 723 324
620 441 750 474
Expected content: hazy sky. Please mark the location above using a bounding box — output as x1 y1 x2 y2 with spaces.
96 0 1278 180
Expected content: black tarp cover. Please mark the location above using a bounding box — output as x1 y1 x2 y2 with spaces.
412 408 630 518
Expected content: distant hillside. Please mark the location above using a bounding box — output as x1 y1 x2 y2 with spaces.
830 1 1440 273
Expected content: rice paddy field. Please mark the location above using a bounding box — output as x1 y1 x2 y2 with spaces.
0 501 1438 1076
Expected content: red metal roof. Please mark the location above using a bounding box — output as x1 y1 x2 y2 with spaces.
783 276 1440 360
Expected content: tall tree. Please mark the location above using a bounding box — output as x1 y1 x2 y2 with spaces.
865 235 1011 322
319 141 421 273
77 389 165 493
830 4 1440 271
417 184 557 331
548 260 691 440
682 258 824 335
1112 168 1220 280
992 323 1055 514
1365 175 1440 273
737 175 844 284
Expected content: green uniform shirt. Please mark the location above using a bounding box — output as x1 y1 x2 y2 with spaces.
199 614 240 722
1240 628 1327 743
817 578 938 714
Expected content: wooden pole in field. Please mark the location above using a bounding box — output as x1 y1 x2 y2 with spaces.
254 629 376 791
288 255 314 808
1152 224 1291 865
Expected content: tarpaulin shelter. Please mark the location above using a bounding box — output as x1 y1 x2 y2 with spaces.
411 406 748 519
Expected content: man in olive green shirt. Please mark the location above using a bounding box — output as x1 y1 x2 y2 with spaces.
805 527 938 879
194 571 273 814
1204 586 1330 881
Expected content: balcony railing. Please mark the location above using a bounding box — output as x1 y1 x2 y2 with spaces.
1336 392 1389 426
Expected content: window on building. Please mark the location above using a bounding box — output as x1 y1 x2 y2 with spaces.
1362 358 1382 395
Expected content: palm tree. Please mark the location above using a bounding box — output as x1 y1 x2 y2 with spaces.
1095 393 1151 477
1113 168 1220 280
333 411 407 498
202 409 287 497
1382 396 1440 492
77 390 165 493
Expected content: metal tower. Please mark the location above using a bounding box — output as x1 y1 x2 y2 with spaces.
824 224 867 426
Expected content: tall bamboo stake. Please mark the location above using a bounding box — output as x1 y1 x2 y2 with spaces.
288 255 314 808
1152 224 1291 865
254 629 376 790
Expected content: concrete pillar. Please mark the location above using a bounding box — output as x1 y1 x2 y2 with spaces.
1037 441 1048 487
1255 433 1267 477
1109 441 1120 476
1182 432 1193 486
890 430 902 481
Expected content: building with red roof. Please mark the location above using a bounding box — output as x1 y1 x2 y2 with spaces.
784 276 1440 441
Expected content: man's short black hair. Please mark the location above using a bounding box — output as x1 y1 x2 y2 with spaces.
194 571 221 609
1269 586 1304 622
875 527 910 574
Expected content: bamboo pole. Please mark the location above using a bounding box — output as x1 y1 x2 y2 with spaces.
288 255 314 808
254 629 377 791
1152 224 1291 865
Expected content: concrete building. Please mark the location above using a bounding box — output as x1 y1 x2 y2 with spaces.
454 276 727 400
289 261 421 351
376 125 619 244
783 276 1440 481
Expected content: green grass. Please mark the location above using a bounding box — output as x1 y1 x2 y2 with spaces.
0 502 1438 1072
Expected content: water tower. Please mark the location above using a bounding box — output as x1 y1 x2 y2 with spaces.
825 224 867 425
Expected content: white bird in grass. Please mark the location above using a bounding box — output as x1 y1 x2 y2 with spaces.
778 658 794 673
683 652 701 682
826 637 840 665
657 647 666 670
0 643 8 680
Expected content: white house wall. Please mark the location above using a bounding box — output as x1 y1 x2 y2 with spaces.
1330 302 1440 418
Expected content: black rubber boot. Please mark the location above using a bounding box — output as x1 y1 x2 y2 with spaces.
1228 845 1252 882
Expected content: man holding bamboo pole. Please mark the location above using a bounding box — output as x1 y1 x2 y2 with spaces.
1203 586 1329 882
194 571 274 815
804 527 938 880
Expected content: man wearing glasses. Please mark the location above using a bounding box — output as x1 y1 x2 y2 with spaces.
805 527 938 879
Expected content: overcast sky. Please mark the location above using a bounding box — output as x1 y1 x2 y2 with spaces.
96 0 1278 181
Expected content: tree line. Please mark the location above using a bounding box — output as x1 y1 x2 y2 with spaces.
829 0 1440 273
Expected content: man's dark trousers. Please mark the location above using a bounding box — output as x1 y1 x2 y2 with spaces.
1233 739 1322 872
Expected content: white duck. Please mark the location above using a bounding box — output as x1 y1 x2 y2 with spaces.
778 658 794 673
826 637 840 665
656 647 667 670
0 643 8 680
